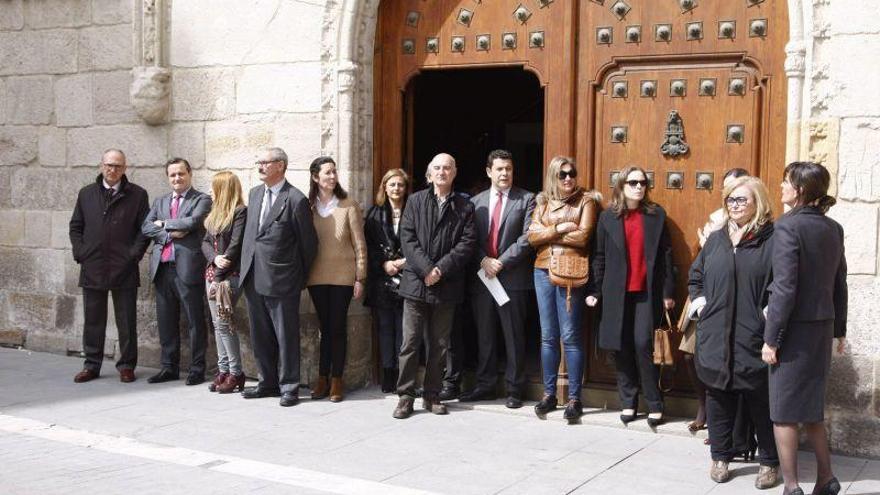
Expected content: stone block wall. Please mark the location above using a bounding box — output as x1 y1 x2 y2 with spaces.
0 0 372 391
801 0 880 458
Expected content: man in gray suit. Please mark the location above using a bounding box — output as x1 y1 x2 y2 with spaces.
142 157 213 385
240 147 318 407
459 149 536 408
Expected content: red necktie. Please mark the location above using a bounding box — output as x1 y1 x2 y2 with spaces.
160 195 180 262
487 191 503 258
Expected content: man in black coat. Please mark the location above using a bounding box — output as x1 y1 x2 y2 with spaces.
393 153 477 419
460 150 535 408
141 158 213 386
70 149 151 383
239 147 318 407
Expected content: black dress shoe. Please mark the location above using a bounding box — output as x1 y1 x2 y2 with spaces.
620 413 637 425
147 369 179 384
505 396 523 409
438 385 459 401
563 400 583 424
459 388 497 403
534 395 558 418
279 391 299 407
646 414 665 428
816 477 840 495
185 373 205 386
241 386 281 399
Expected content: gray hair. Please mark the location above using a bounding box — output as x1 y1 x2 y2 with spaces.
102 148 127 163
264 147 289 168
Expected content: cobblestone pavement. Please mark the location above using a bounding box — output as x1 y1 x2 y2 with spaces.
0 348 877 495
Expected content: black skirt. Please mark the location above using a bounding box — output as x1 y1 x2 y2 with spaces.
769 319 833 423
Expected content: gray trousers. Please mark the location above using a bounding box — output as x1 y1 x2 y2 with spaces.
397 299 455 399
243 277 301 393
206 277 242 375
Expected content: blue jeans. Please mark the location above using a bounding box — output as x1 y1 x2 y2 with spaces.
534 269 586 400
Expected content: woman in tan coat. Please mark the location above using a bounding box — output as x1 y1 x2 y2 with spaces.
306 156 367 402
527 156 598 423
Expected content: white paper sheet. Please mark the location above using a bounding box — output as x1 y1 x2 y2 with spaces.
477 268 510 306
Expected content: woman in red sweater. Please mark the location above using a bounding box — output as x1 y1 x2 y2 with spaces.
587 166 676 427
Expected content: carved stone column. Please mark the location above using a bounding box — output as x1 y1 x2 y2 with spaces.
131 0 171 125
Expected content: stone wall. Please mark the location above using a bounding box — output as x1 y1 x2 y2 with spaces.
797 0 880 458
1 0 879 457
0 0 373 390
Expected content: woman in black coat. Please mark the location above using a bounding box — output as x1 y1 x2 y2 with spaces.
689 176 778 488
586 166 675 427
762 162 848 495
364 169 409 393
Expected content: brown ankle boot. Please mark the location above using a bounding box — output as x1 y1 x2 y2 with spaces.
217 373 245 394
311 376 329 400
329 377 344 402
208 372 228 392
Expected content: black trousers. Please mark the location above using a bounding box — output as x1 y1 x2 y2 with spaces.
614 291 664 413
243 276 301 393
398 299 455 398
308 285 354 378
82 287 138 372
706 382 778 466
155 263 208 376
471 284 528 396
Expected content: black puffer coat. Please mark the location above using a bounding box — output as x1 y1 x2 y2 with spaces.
689 222 774 391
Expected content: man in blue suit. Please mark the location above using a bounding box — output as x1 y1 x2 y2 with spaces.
142 157 213 385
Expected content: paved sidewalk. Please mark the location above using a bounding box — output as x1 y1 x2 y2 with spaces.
0 348 877 495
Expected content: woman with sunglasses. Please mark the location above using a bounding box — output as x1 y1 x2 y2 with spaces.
586 166 675 427
762 162 847 495
527 156 599 423
689 176 779 488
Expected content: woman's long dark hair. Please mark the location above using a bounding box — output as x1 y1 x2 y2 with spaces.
784 161 836 213
308 156 347 207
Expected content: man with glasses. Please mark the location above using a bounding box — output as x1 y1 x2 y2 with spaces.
70 149 151 383
239 147 318 407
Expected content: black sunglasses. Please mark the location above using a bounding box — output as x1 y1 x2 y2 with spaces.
558 169 578 180
625 180 648 188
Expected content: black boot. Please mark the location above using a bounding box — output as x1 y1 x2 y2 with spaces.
381 368 397 393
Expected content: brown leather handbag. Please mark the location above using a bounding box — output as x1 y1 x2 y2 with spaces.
548 247 589 311
653 310 675 366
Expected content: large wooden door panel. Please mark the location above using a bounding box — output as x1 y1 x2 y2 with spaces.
577 1 788 391
374 0 576 191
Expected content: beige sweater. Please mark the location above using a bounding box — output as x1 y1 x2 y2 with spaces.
307 197 368 287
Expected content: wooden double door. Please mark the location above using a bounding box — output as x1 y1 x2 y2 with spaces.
374 0 788 395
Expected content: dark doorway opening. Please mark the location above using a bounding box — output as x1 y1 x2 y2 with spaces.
406 67 545 195
404 67 545 394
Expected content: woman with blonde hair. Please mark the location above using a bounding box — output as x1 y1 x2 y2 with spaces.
528 156 599 423
364 168 409 393
587 165 675 427
689 176 779 488
202 171 248 394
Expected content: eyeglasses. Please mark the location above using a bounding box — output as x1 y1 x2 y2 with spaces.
102 163 125 170
725 196 750 207
558 169 577 180
625 180 648 188
255 160 279 166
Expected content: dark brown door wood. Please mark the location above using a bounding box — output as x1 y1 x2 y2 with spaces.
374 0 789 398
576 1 789 392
